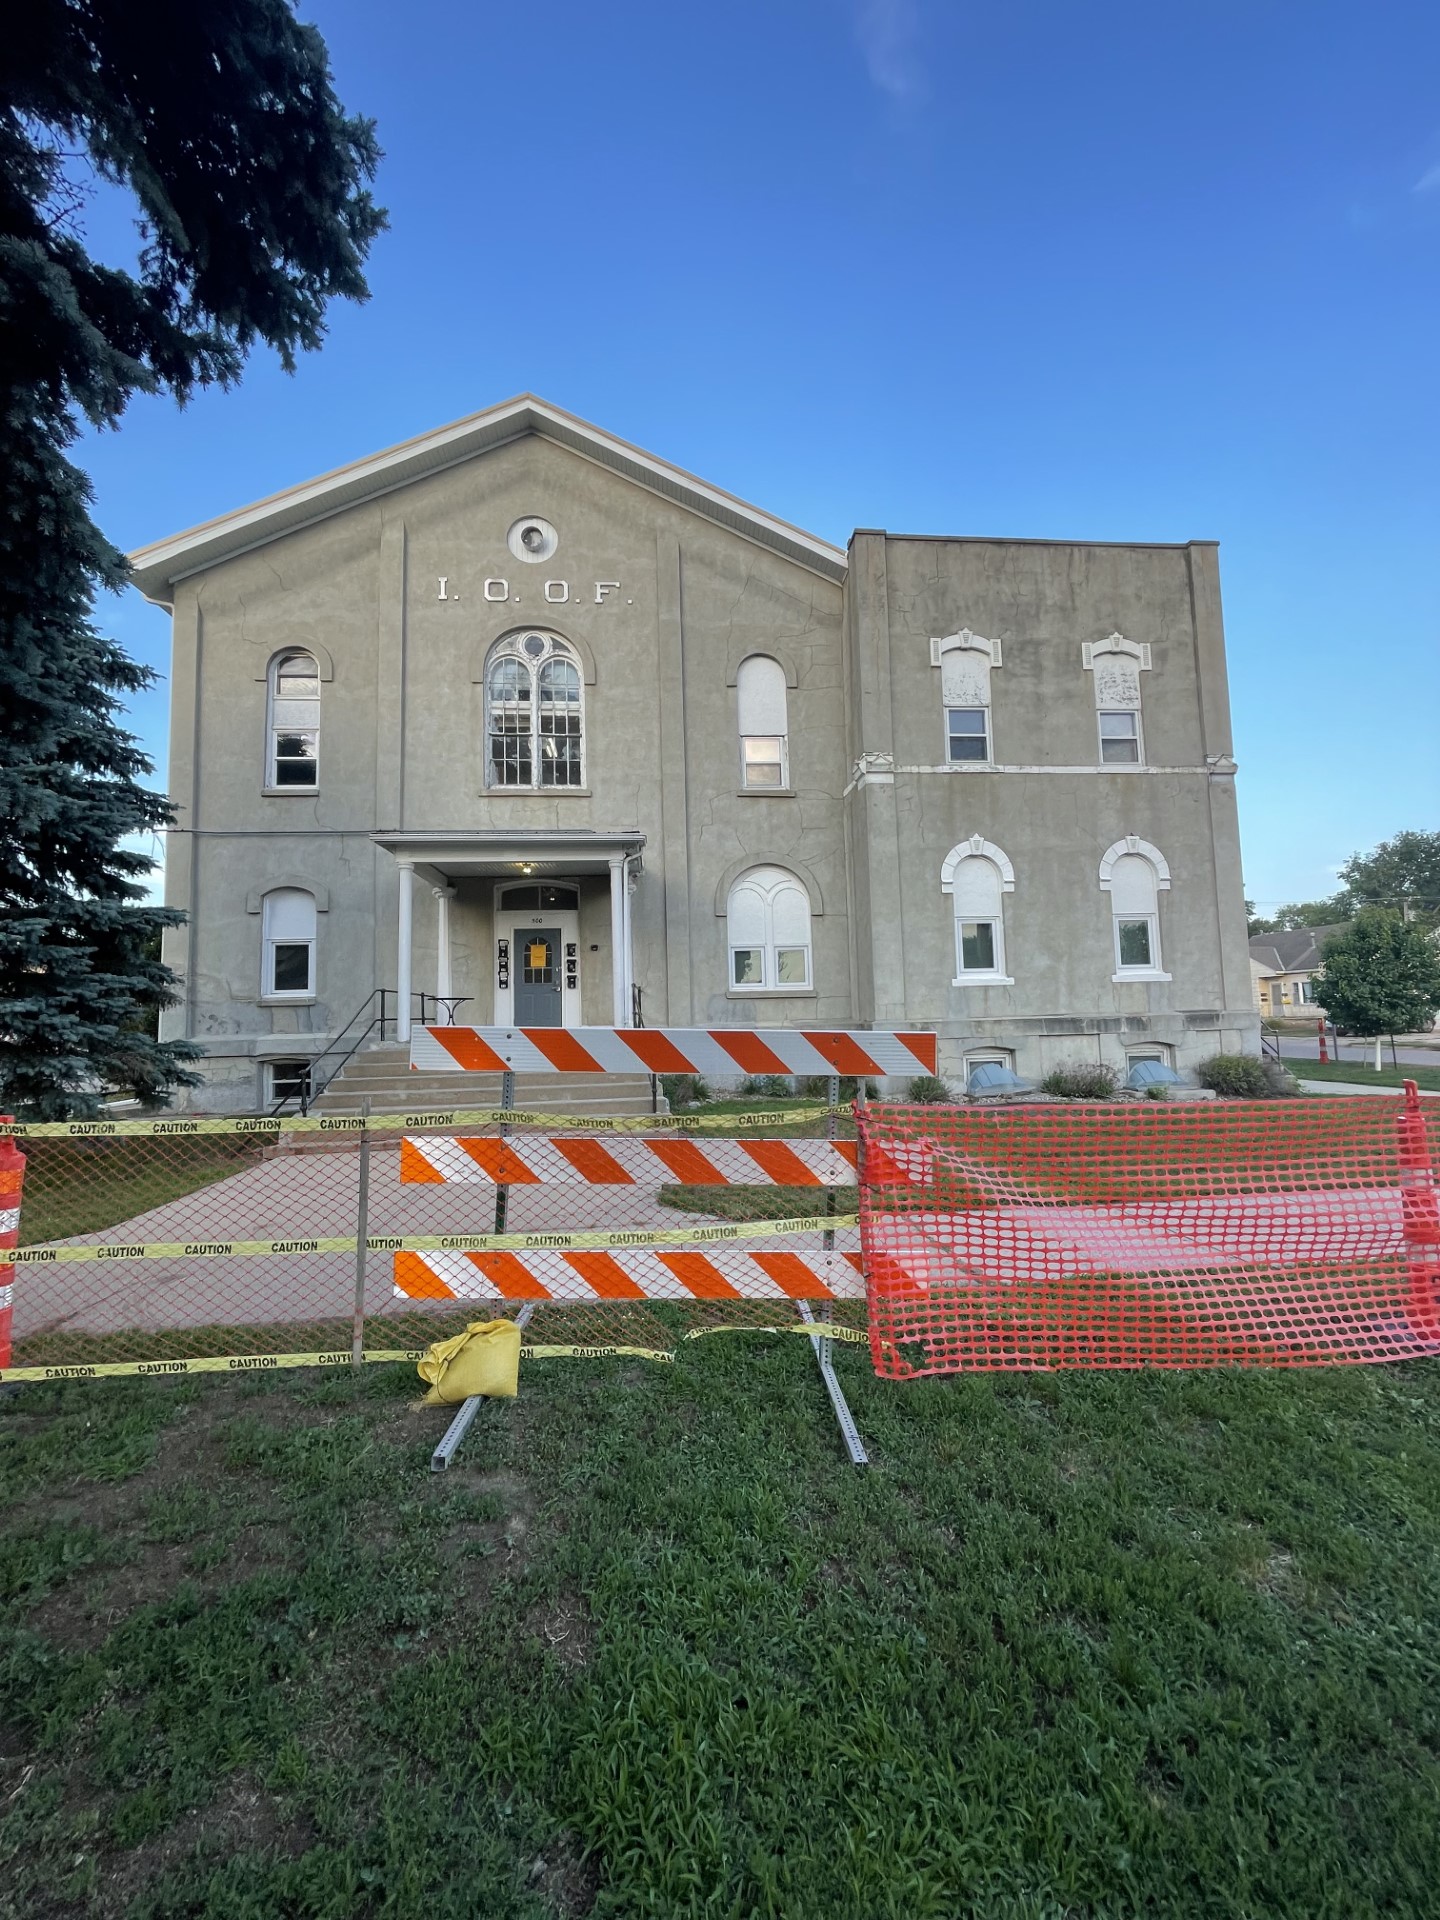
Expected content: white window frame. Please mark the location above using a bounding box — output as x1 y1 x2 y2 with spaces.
261 889 317 1001
1099 838 1172 983
483 631 585 791
1098 708 1142 764
1124 1044 1171 1070
736 656 791 792
726 867 813 994
266 651 320 792
945 706 991 765
941 837 1015 986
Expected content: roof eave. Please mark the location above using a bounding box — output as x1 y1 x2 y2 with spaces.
127 394 848 605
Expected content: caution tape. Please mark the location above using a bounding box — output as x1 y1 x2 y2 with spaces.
0 1348 425 1384
13 1213 861 1265
0 1104 833 1141
520 1343 677 1364
681 1321 870 1345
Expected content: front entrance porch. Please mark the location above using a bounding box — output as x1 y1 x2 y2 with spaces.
372 829 646 1043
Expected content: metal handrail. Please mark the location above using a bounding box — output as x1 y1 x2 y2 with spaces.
267 988 394 1117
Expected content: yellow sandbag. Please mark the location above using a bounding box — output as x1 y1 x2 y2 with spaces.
417 1318 522 1405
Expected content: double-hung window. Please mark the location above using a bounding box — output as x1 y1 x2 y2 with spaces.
1105 849 1169 979
946 707 990 763
262 889 317 998
941 838 1014 984
1098 709 1141 763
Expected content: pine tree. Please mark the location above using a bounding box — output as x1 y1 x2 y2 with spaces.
1 1 385 1117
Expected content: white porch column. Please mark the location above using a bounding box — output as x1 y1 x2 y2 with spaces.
608 854 627 1026
395 861 415 1044
433 886 455 1008
622 856 637 1028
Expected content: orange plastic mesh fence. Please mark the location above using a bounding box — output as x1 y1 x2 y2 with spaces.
0 1096 866 1381
857 1090 1440 1378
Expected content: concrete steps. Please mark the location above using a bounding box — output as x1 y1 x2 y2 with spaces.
309 1044 662 1121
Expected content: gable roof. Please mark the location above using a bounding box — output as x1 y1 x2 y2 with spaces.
1248 925 1347 975
127 394 848 605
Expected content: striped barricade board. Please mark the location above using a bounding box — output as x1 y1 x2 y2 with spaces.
400 1133 861 1187
395 1246 866 1304
410 1025 938 1079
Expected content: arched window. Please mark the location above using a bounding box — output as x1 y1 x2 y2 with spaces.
941 837 1015 983
485 631 583 789
267 652 320 788
736 655 789 790
1099 838 1171 979
930 630 1002 764
726 866 812 990
261 888 317 998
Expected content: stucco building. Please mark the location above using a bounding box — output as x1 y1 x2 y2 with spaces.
130 395 1258 1110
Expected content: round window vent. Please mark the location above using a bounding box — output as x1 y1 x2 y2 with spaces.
507 516 558 564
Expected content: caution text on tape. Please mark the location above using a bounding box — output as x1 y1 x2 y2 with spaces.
0 1348 425 1384
14 1212 861 1264
0 1105 831 1140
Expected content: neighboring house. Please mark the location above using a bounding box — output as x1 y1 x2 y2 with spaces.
1248 926 1347 1019
129 394 1259 1111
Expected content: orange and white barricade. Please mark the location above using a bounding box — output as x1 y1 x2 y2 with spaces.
410 1025 938 1079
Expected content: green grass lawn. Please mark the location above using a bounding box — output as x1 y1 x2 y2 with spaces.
2 1346 1438 1918
1292 1059 1440 1094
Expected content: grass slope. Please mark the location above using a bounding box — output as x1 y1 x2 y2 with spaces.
1294 1060 1440 1094
1 1349 1439 1918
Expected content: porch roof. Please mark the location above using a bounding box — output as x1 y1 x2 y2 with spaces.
372 828 645 881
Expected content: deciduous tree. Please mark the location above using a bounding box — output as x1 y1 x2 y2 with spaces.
1313 911 1440 1063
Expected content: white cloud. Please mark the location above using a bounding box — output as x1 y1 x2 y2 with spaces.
854 0 926 101
1413 162 1440 195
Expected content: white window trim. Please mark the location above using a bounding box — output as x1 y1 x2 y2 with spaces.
265 650 320 793
941 836 1015 985
740 733 790 792
944 705 992 766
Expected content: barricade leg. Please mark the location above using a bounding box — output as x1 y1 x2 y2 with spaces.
351 1099 371 1369
431 1303 534 1472
800 1076 868 1466
1399 1081 1440 1342
0 1121 24 1370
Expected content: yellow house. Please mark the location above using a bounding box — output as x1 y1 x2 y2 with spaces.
1248 925 1345 1019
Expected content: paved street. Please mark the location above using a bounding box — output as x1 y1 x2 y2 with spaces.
1277 1036 1440 1069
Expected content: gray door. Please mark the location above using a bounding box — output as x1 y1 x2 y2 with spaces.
514 927 562 1026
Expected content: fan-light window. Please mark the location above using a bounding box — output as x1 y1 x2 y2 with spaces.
726 866 812 990
262 889 316 998
485 632 584 789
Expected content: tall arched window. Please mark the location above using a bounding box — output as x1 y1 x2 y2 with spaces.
485 631 584 789
941 837 1015 984
1099 838 1171 980
726 866 812 990
736 655 789 789
267 651 320 788
261 888 317 998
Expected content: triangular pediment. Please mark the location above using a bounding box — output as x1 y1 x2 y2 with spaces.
128 394 847 604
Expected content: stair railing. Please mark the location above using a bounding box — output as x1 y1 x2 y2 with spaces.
269 988 397 1117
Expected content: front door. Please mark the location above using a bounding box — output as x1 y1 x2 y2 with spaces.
514 926 562 1026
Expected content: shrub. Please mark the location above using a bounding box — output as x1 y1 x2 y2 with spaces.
1195 1053 1270 1099
1039 1062 1118 1100
906 1075 952 1104
740 1074 793 1099
1260 1059 1302 1098
660 1074 710 1108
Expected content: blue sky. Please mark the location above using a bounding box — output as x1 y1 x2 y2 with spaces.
80 0 1439 912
